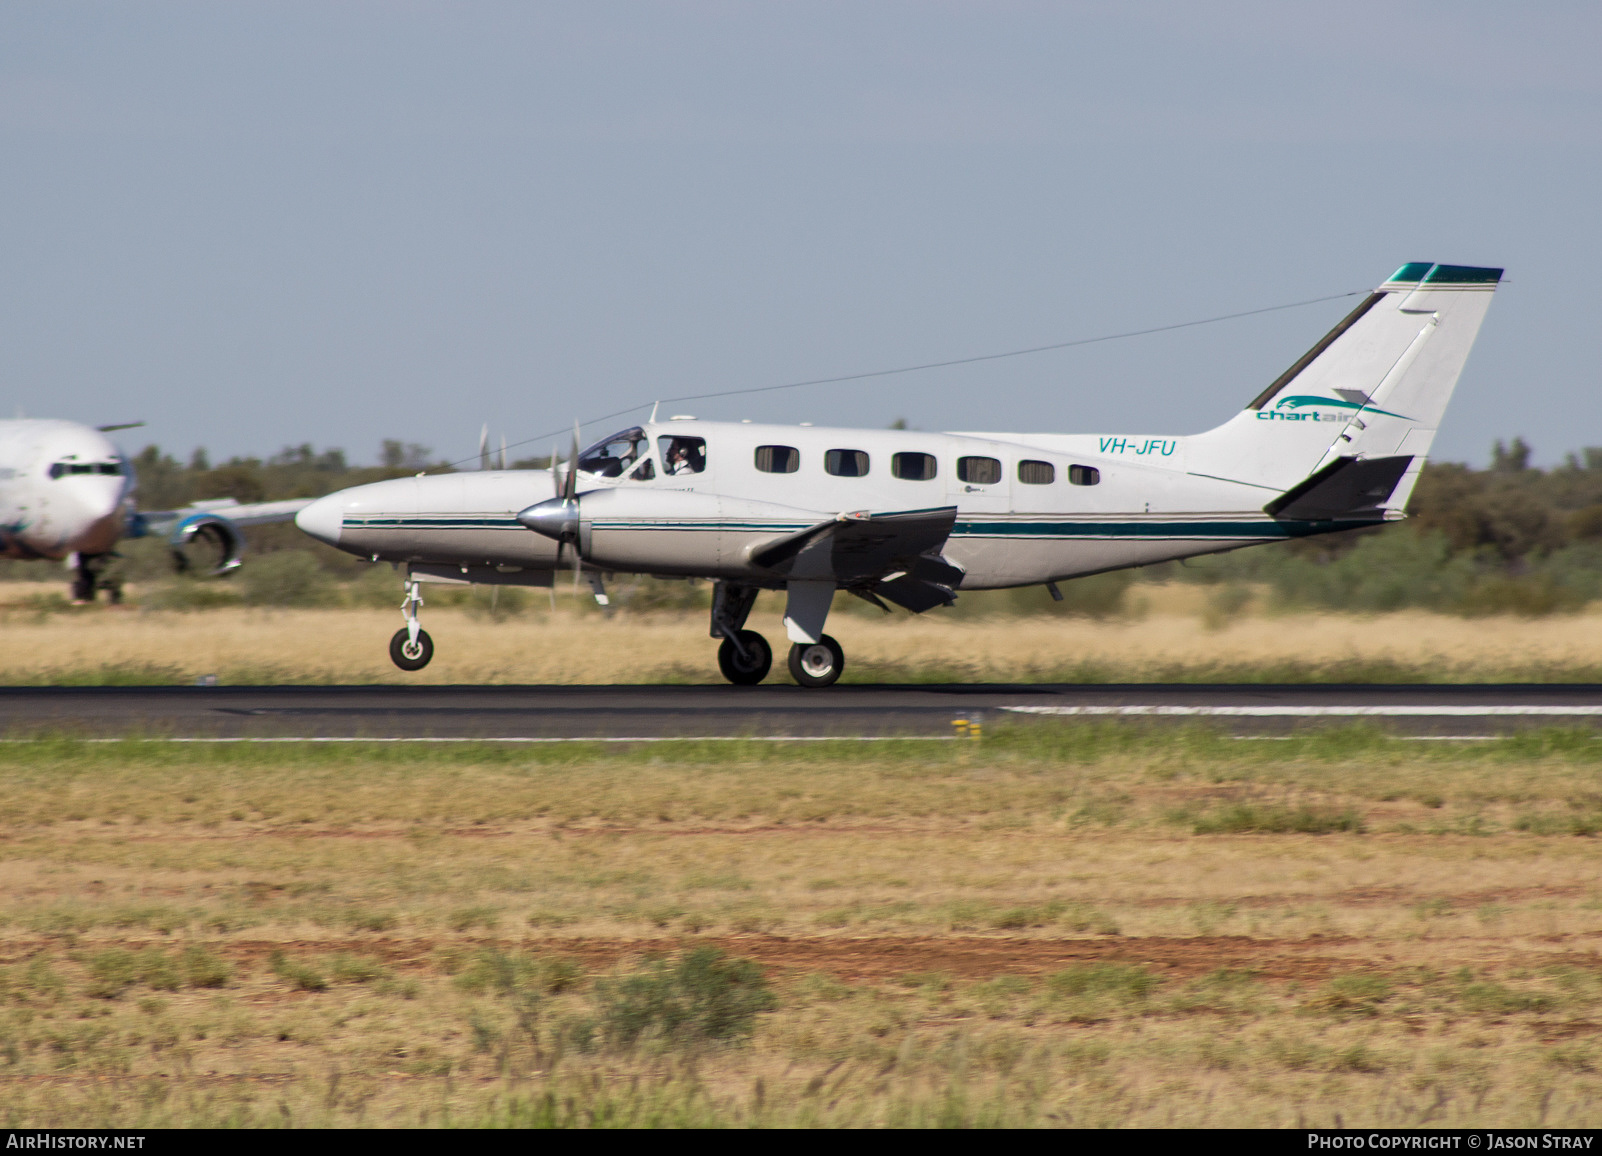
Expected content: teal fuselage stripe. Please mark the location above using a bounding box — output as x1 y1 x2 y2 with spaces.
342 515 1375 540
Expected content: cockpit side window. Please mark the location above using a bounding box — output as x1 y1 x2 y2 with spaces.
662 436 707 475
577 427 648 478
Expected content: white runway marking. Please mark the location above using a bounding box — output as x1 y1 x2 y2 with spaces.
2 735 960 744
1003 705 1602 717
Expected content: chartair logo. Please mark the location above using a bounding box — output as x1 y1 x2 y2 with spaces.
1257 395 1412 423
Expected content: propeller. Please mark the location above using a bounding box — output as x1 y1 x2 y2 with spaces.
478 424 490 471
548 441 561 611
564 423 579 501
526 425 586 601
565 424 582 592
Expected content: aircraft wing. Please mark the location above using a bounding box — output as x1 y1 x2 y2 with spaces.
139 498 315 531
750 505 963 612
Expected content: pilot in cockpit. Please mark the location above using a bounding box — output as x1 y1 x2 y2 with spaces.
663 436 706 475
578 429 646 477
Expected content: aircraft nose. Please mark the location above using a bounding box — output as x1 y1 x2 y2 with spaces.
295 493 345 546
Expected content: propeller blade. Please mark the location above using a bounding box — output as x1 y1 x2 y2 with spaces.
564 423 580 501
550 536 565 609
478 424 489 471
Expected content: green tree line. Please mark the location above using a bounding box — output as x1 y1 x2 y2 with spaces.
14 436 1602 618
1173 437 1602 615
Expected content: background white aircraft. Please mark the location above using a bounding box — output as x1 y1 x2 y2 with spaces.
296 261 1501 686
0 418 310 601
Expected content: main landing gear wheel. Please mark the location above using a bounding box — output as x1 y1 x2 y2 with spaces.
788 634 844 688
717 630 772 686
389 628 434 672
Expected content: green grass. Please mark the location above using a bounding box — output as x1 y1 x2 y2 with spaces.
0 725 1601 1125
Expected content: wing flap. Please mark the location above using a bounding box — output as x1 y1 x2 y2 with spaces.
749 506 959 581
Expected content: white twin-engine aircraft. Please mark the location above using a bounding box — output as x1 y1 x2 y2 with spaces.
295 261 1501 687
0 419 309 601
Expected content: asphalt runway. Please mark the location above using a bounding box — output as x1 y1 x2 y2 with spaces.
4 683 1602 739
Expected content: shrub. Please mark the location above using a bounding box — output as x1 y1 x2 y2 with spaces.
238 551 337 608
455 949 583 998
1046 963 1161 1003
938 572 1136 621
269 950 327 991
85 949 140 999
1304 973 1393 1016
139 581 242 612
1190 803 1364 835
591 947 776 1050
330 954 389 985
464 586 531 621
181 946 231 988
610 576 710 613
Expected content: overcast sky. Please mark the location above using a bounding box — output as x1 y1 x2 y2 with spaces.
2 2 1598 467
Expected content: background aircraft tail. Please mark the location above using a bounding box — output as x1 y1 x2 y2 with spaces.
1185 262 1502 516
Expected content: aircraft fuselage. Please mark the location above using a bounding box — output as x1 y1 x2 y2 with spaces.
297 419 1363 590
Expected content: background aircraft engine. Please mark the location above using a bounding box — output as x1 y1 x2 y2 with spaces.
168 513 244 576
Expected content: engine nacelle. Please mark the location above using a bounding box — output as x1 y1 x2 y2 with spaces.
168 513 244 576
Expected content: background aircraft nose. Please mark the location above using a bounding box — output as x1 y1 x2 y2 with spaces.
295 494 344 545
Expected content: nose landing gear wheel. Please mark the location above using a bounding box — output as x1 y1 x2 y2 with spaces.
717 629 772 686
389 628 434 671
788 634 844 688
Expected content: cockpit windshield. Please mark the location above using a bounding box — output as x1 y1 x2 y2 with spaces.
49 461 123 479
577 427 648 478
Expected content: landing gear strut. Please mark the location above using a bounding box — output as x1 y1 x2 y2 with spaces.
70 553 122 605
782 580 844 688
711 581 770 685
389 576 433 671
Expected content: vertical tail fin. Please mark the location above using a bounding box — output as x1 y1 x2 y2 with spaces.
1187 262 1502 510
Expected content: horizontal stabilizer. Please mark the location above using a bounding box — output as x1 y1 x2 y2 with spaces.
1264 455 1413 521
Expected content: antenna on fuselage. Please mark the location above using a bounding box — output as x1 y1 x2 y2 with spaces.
648 401 659 424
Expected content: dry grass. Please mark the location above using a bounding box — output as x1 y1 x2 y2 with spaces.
1 727 1601 1126
6 583 1602 684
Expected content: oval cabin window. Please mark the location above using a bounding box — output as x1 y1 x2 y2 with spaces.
891 452 937 480
755 445 799 473
1018 460 1055 485
957 456 1001 485
1069 464 1101 486
825 449 870 477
